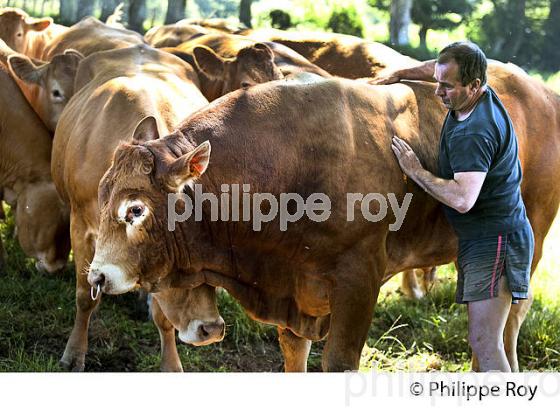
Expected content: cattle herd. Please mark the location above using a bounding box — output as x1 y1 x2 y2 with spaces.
0 7 559 372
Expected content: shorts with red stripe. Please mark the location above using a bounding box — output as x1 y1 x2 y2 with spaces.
455 221 534 304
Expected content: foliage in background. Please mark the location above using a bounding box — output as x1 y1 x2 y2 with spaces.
411 0 475 49
327 5 364 37
269 9 292 29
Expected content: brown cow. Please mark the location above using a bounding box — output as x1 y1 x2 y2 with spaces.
52 44 222 371
89 66 560 372
145 22 210 48
145 18 243 49
0 7 66 59
165 32 330 101
7 17 145 132
242 28 418 79
0 64 70 274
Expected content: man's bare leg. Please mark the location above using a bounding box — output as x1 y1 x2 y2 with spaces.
467 277 512 372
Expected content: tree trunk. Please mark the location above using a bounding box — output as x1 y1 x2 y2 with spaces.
128 0 147 33
76 0 95 21
542 0 560 71
59 0 77 25
507 0 526 61
239 0 253 28
418 25 428 49
40 0 48 16
389 0 412 46
165 0 186 24
100 0 119 22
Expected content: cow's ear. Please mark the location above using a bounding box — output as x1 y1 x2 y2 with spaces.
253 43 274 61
132 116 160 144
63 48 85 60
166 141 211 191
193 46 224 80
26 17 52 32
8 54 47 85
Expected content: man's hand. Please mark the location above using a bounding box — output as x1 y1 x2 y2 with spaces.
391 136 424 178
367 70 401 85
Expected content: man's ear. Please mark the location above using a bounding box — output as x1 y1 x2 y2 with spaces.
470 78 482 91
132 116 160 144
8 54 47 85
26 17 52 32
193 46 225 80
165 141 211 192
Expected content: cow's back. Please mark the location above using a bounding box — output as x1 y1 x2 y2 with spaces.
44 17 145 59
243 29 418 78
52 45 207 207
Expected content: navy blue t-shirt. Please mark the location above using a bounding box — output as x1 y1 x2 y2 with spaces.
437 87 528 239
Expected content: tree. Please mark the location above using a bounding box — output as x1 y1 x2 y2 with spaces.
59 0 77 25
541 0 560 71
100 0 120 23
412 0 475 49
239 0 253 28
327 7 364 37
194 0 238 19
76 0 95 21
129 0 147 33
389 0 412 46
165 0 187 24
467 0 539 65
270 9 292 30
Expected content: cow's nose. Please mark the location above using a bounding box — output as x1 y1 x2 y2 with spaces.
198 319 225 341
89 269 106 288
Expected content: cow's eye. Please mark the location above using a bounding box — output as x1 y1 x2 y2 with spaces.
124 204 145 223
131 205 144 217
16 32 23 38
241 81 251 89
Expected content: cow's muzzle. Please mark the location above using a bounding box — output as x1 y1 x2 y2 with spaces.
179 317 226 346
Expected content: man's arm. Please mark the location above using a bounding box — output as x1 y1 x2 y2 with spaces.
391 136 485 213
371 60 437 85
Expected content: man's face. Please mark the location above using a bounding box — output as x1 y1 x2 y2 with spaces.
434 60 479 112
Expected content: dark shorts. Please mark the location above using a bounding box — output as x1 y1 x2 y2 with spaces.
456 221 534 304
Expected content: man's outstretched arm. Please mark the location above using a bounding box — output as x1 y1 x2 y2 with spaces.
371 60 437 85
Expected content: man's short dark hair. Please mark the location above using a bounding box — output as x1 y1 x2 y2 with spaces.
438 41 487 86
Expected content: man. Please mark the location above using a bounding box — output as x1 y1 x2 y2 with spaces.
378 42 534 372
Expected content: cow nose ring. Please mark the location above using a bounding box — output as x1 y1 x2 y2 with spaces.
90 283 101 301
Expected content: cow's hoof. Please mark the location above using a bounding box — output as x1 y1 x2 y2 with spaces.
59 352 86 372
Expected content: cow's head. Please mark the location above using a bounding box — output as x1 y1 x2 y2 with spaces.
193 42 283 99
88 116 211 294
8 50 84 131
153 287 225 346
87 117 222 345
0 8 52 54
12 181 71 274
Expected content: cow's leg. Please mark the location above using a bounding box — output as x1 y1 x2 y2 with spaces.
278 327 311 372
400 269 424 299
60 213 97 371
421 266 437 294
504 291 533 372
322 251 383 371
151 295 183 372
